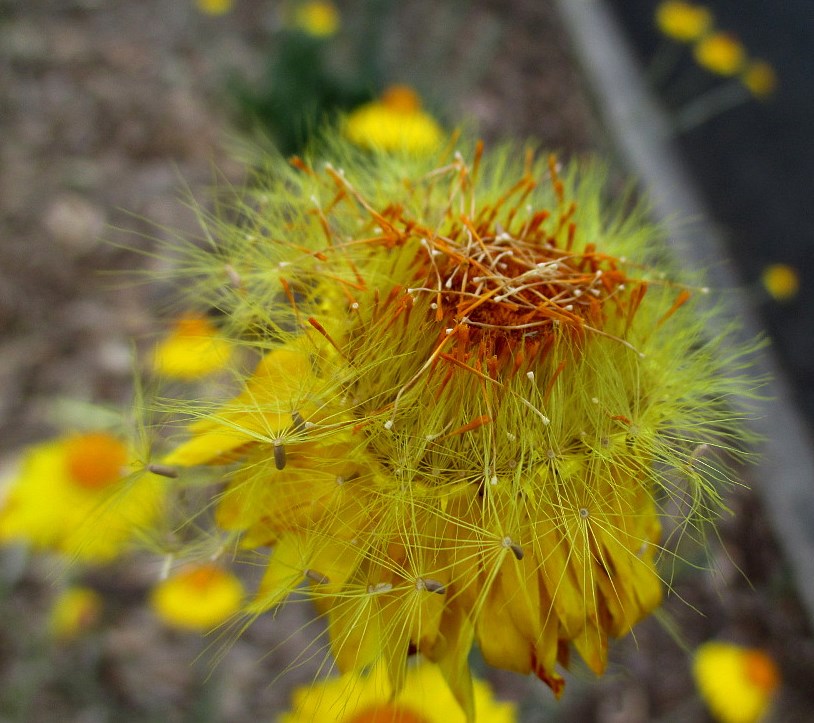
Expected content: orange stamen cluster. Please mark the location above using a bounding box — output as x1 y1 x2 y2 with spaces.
64 433 128 490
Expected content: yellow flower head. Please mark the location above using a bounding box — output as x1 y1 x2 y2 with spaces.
761 263 798 302
694 32 747 76
279 660 515 722
195 0 234 16
49 586 103 640
0 433 164 562
292 1 340 38
157 137 759 711
150 563 245 631
345 85 444 154
152 313 232 380
693 641 780 723
655 1 713 42
742 60 778 99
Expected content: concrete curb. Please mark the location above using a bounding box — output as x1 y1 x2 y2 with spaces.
555 0 814 623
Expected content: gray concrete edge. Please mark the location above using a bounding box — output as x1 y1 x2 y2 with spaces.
555 0 814 623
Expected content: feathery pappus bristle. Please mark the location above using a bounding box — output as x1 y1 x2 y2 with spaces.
151 133 761 718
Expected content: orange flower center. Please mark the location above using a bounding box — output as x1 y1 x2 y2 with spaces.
381 85 422 114
64 433 128 490
180 564 227 591
174 314 217 338
743 649 780 693
346 704 431 723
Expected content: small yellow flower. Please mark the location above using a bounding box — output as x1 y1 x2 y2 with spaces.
151 314 232 380
0 433 163 562
292 1 340 38
50 586 103 640
195 0 234 16
279 660 516 723
693 32 747 76
693 641 780 723
345 85 444 154
742 60 777 99
150 563 244 631
761 263 799 301
655 1 713 42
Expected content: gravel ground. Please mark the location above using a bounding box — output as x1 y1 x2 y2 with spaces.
1 1 812 721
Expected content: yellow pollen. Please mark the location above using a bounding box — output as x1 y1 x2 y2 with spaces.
64 433 127 490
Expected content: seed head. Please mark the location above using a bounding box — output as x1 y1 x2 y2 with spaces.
156 136 759 715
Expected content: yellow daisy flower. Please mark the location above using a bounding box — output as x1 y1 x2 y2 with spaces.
49 586 103 640
151 314 233 380
0 433 164 562
761 263 798 301
157 137 759 711
292 1 340 38
742 60 777 99
150 563 245 631
693 32 747 76
655 1 713 42
693 641 780 723
345 85 444 154
279 660 515 723
195 0 234 16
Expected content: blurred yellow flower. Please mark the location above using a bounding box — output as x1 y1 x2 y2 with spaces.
345 85 444 154
195 0 234 15
279 659 516 723
742 60 777 98
152 314 232 380
761 263 799 301
0 433 164 562
150 563 244 631
655 1 713 42
693 642 780 723
292 1 340 37
50 586 103 640
693 32 746 76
